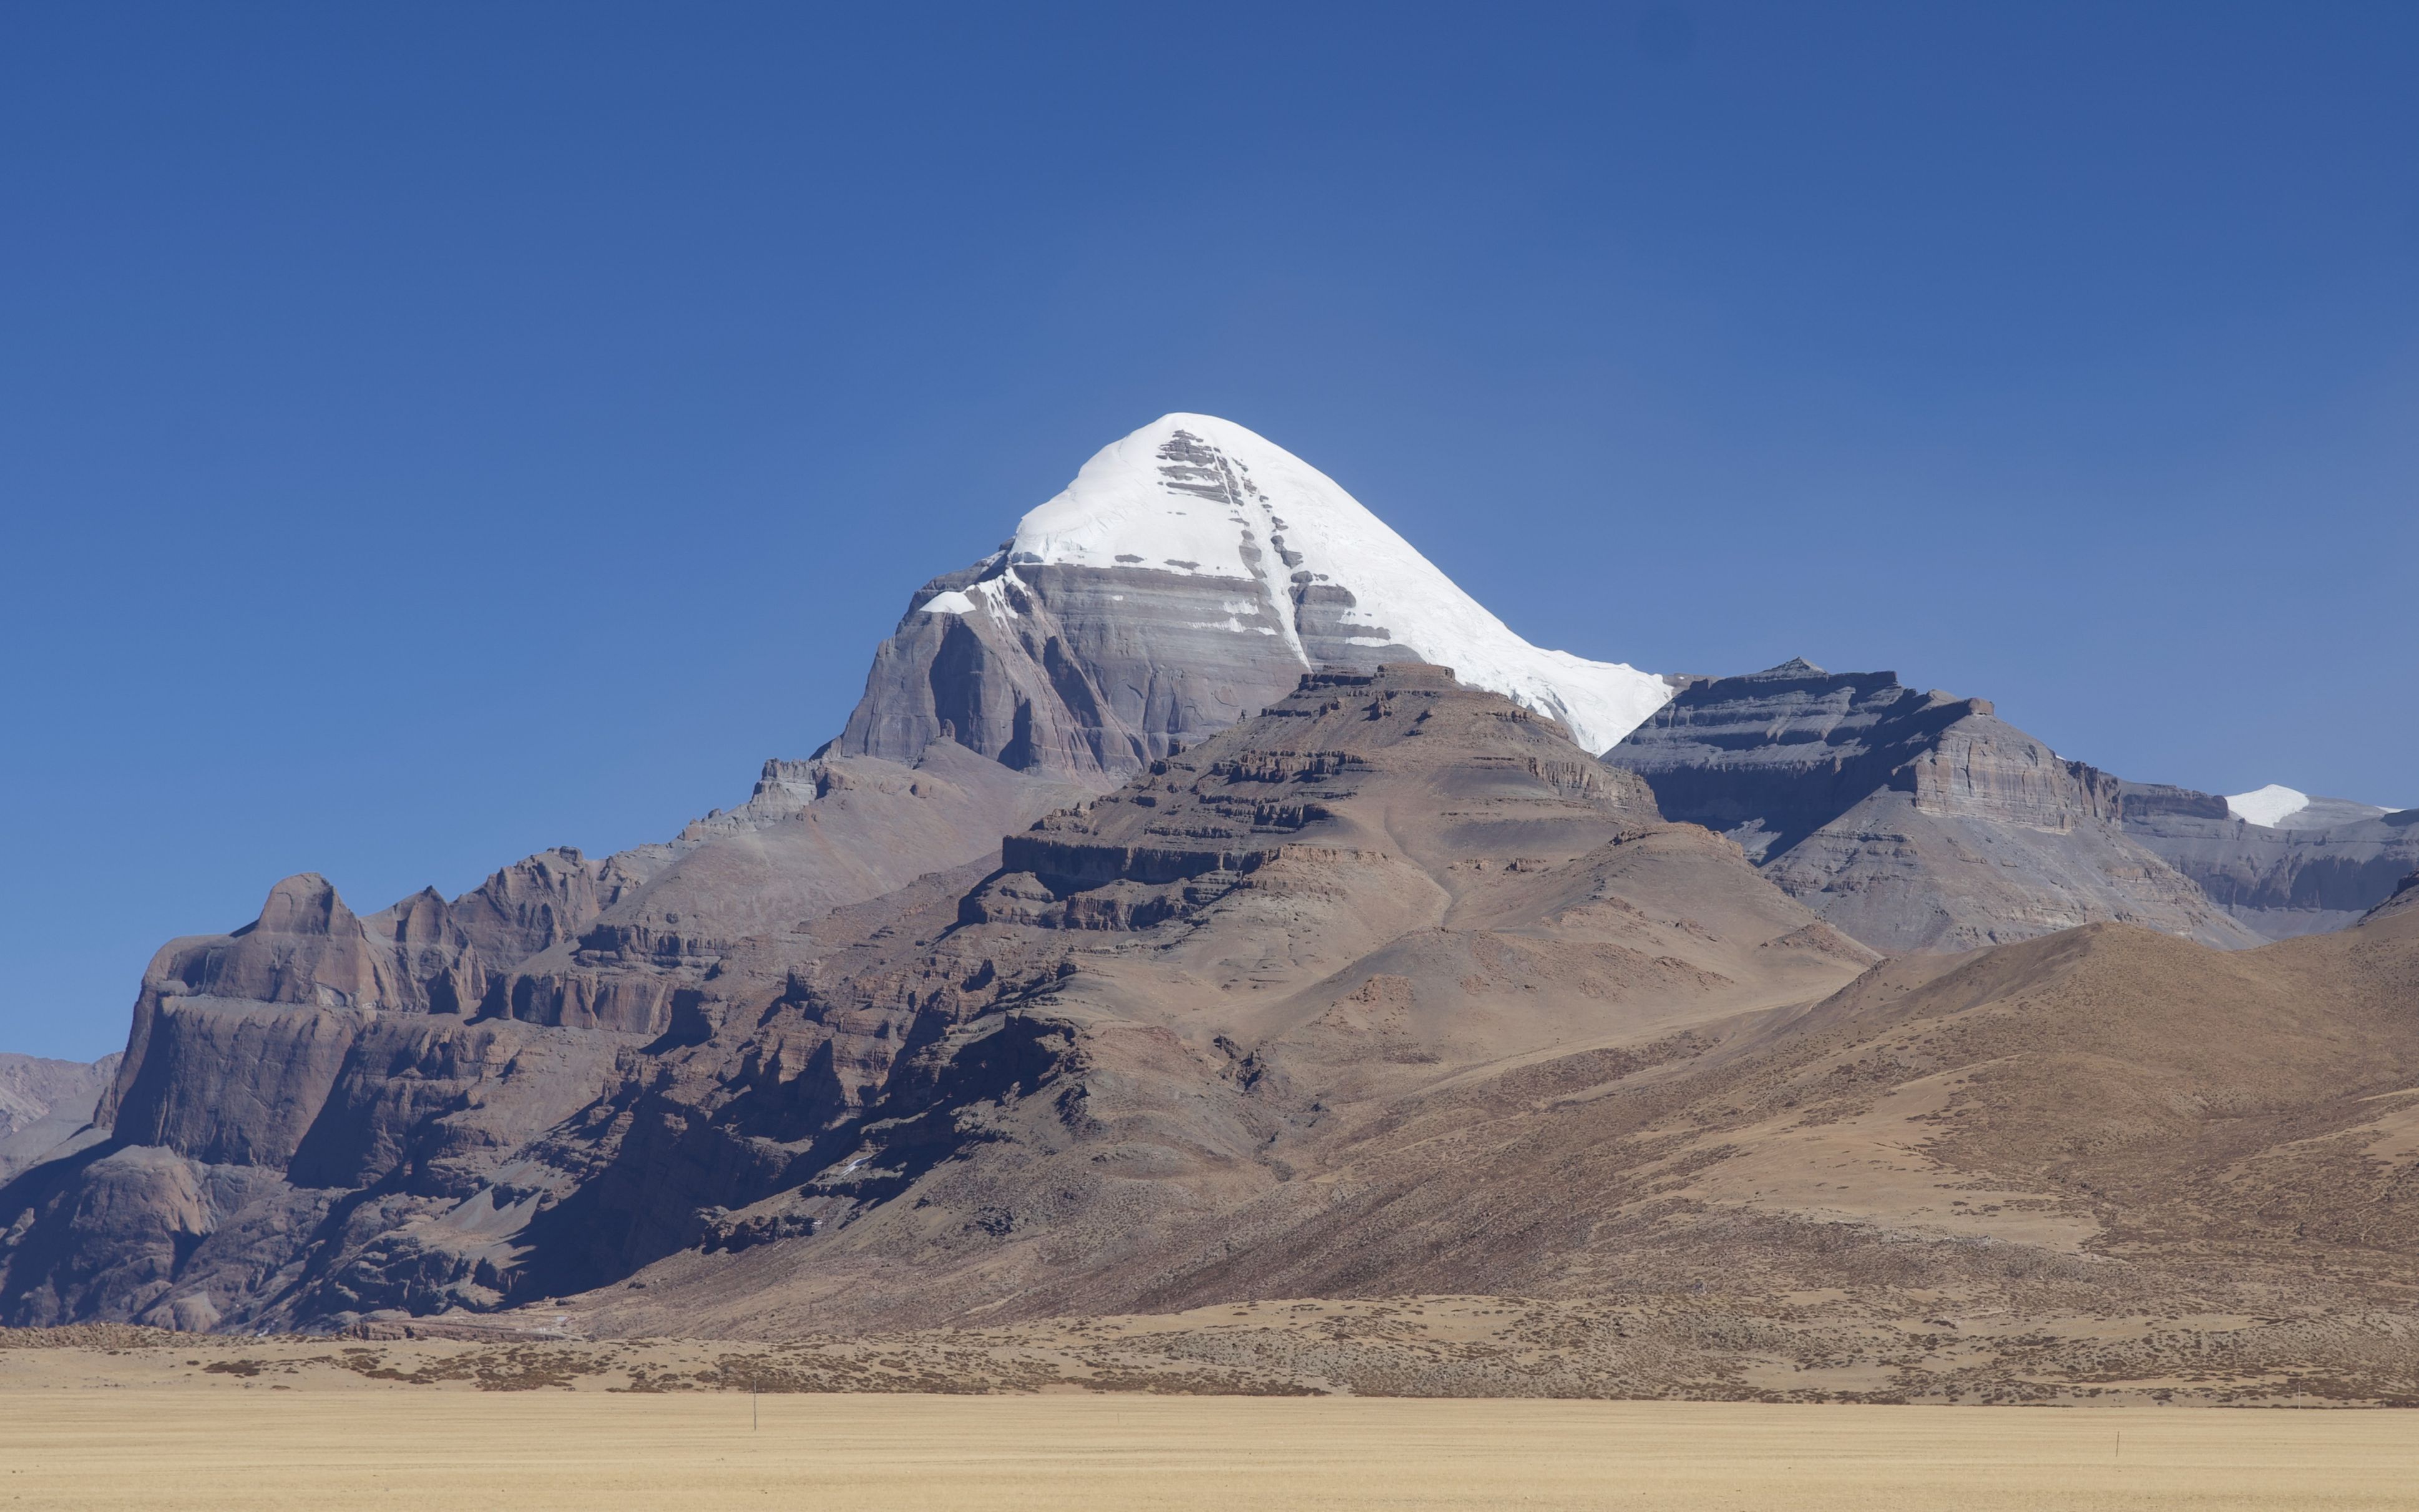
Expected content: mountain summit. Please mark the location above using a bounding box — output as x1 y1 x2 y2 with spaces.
836 414 1672 777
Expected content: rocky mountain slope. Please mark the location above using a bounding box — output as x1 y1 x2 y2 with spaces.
836 414 1674 780
0 1054 119 1184
1601 659 2262 952
0 1055 109 1142
570 798 2419 1355
0 744 1083 1330
0 665 1868 1331
508 663 1877 1334
2115 782 2419 939
568 876 2419 1393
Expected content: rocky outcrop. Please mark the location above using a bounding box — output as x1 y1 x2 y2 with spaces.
2116 783 2419 939
1604 660 2264 953
833 414 1671 780
0 861 647 1330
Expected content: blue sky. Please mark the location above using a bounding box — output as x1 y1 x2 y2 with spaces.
4 2 2415 1059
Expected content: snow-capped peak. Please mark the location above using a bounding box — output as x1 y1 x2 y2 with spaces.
1000 413 1672 753
2226 785 2310 827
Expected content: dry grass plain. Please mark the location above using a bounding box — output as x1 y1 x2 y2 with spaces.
6 1380 2419 1511
7 1313 2418 1510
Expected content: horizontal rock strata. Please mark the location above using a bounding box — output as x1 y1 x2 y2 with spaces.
1604 659 2262 952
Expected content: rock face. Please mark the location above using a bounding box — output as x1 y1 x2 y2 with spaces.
461 742 1095 1035
834 414 1673 779
2115 783 2419 939
0 1054 119 1184
1603 659 2264 953
0 744 1082 1330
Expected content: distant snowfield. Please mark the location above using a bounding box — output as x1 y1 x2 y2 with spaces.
997 412 1673 754
2226 785 2312 827
2225 784 2404 827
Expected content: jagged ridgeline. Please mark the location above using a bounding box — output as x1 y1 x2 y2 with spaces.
4 414 2415 1354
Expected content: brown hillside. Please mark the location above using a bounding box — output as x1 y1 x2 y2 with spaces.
593 825 2419 1397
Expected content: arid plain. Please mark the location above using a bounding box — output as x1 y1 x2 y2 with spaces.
9 1322 2419 1511
6 1372 2416 1512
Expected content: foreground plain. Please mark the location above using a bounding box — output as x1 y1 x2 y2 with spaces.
5 1378 2417 1512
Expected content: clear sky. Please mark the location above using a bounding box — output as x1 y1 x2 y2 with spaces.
4 2 2415 1059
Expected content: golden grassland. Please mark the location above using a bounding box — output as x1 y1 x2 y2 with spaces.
4 1352 2418 1511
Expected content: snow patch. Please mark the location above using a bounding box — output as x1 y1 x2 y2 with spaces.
2226 785 2310 827
918 573 1023 619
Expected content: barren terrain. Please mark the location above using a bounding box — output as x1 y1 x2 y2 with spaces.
6 1335 2417 1512
8 1285 2418 1407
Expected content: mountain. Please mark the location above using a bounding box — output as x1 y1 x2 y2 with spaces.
0 1055 104 1141
0 414 1686 1334
2114 782 2419 939
1601 659 2263 952
835 414 1674 779
0 1053 118 1184
381 663 1882 1334
6 412 2407 1368
0 664 1859 1332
